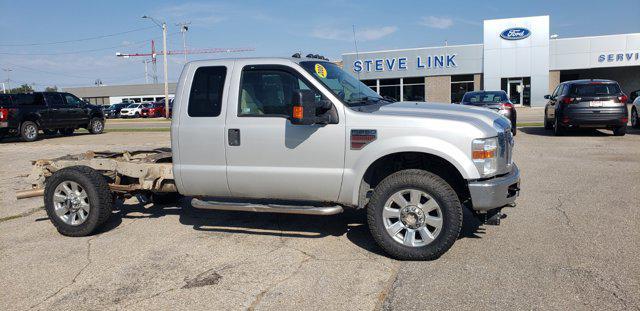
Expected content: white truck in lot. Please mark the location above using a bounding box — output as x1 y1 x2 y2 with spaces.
17 55 520 260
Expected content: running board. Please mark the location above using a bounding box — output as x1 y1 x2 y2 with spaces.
191 198 344 216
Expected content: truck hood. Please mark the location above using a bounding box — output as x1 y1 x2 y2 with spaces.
369 101 511 132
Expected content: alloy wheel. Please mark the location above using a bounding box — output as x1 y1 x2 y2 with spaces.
382 189 443 247
52 181 90 226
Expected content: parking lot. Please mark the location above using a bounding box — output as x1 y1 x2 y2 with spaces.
1 127 639 310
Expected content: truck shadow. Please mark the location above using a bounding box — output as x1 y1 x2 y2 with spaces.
96 197 486 256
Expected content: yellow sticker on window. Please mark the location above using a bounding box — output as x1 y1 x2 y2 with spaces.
314 64 327 78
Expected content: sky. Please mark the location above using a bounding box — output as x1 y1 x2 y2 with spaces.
1 0 639 90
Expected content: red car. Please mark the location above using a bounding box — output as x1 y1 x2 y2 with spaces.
140 102 165 118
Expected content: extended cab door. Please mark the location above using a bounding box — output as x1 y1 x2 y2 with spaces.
224 61 346 202
42 93 65 127
172 63 232 196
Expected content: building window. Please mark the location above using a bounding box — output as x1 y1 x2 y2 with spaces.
501 77 531 106
362 79 378 93
379 78 400 101
451 75 475 103
402 77 425 101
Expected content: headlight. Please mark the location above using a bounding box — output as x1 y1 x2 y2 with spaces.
472 137 498 177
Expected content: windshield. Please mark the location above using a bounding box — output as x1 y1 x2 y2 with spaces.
127 104 139 108
462 91 508 105
299 61 386 107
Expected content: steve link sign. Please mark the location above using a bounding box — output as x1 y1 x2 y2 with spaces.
353 54 457 73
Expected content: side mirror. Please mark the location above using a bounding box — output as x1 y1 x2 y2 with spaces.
290 90 332 125
544 95 551 99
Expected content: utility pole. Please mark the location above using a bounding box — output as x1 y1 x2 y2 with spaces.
143 15 170 119
2 68 12 92
177 22 191 63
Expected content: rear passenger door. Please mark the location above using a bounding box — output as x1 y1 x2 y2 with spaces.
42 93 66 127
173 64 232 196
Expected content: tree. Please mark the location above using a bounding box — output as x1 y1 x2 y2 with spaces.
44 86 58 92
8 84 34 94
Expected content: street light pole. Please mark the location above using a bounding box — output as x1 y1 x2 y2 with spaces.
143 15 170 119
3 68 12 92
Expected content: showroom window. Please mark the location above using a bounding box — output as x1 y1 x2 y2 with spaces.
451 75 474 103
362 79 378 93
402 77 425 101
379 78 400 101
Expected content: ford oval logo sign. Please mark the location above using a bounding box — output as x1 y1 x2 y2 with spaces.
500 28 531 40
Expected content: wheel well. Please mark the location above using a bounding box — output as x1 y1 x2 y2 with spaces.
358 152 470 208
21 114 40 126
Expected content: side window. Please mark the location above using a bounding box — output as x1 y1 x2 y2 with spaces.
239 68 323 117
551 85 560 98
188 66 226 117
63 94 84 106
44 93 64 107
561 84 569 96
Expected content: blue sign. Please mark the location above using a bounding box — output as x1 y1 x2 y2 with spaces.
500 28 531 40
353 54 457 73
598 52 640 63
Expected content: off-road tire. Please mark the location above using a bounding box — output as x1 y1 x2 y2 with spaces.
553 115 564 136
631 108 639 129
59 128 75 136
20 121 39 142
367 169 463 260
88 117 104 134
613 126 626 136
44 166 113 237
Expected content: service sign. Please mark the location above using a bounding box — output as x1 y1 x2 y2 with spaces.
500 28 531 40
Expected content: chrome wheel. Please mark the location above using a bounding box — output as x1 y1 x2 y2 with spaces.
53 181 90 226
92 119 103 133
383 189 443 247
24 124 37 140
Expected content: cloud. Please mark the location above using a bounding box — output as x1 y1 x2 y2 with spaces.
312 26 397 42
419 16 454 29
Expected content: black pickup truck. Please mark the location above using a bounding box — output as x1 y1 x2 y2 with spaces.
0 92 105 142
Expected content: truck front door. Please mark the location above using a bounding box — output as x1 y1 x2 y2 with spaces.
224 63 346 202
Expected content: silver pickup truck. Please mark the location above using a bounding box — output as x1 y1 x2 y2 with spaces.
17 55 520 260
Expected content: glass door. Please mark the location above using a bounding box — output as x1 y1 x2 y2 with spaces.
507 79 523 105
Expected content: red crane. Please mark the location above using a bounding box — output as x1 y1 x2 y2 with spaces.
116 40 254 83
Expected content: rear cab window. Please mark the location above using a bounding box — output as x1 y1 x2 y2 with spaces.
188 66 227 117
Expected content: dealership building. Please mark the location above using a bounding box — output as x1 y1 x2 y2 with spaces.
63 83 176 105
342 16 640 107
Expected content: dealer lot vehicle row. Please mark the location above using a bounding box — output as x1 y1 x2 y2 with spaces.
1 128 639 310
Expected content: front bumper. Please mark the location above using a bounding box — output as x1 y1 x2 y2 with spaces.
468 164 520 211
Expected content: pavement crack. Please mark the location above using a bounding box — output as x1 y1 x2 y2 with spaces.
376 261 401 311
30 236 95 309
0 206 44 224
552 197 574 231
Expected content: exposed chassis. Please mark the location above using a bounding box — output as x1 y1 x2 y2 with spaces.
16 148 175 199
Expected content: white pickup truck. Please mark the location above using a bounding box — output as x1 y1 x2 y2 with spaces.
17 55 520 260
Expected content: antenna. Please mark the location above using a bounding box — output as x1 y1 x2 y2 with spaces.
352 25 362 96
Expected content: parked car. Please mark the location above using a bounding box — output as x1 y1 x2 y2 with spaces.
140 102 165 118
631 95 640 128
544 80 628 136
119 103 148 118
460 90 517 135
628 89 640 103
102 102 129 118
153 98 174 118
0 92 105 142
19 56 520 260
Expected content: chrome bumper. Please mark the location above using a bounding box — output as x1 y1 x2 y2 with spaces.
468 164 520 211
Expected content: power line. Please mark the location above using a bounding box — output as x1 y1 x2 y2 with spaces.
0 26 156 46
0 32 178 56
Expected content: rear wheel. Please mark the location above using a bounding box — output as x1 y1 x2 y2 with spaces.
367 169 462 260
553 115 564 136
44 166 113 237
613 126 626 136
88 117 104 134
20 121 39 142
59 128 74 136
632 108 639 129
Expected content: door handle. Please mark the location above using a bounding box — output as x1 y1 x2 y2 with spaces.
228 129 240 146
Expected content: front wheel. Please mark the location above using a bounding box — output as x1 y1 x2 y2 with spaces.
544 115 552 130
88 117 104 134
367 169 463 260
44 166 113 236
